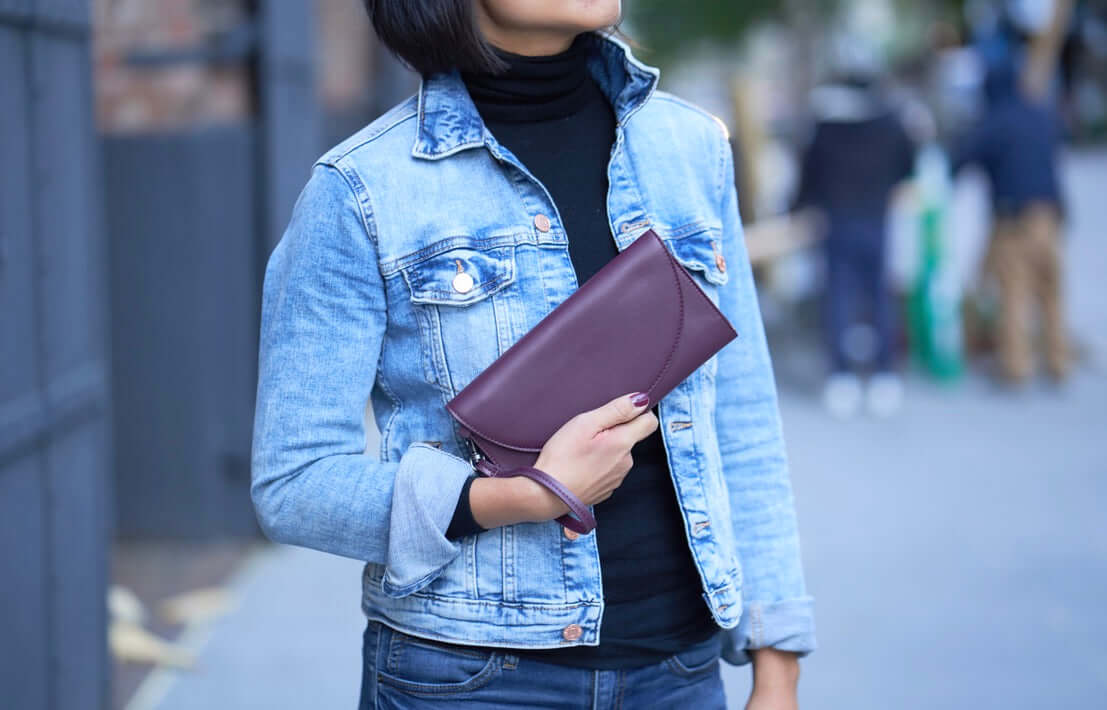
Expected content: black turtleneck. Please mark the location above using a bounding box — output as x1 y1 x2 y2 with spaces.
461 31 620 286
444 32 719 670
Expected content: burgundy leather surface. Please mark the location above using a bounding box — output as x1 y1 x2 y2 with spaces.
446 228 738 531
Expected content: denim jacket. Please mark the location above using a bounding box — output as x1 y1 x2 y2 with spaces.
251 31 815 666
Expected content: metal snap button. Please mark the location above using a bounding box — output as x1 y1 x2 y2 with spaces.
715 252 727 273
563 526 579 541
534 214 552 233
562 624 583 641
452 271 474 294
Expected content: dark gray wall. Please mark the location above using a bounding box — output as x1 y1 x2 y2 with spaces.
0 2 111 709
105 0 320 538
105 128 260 538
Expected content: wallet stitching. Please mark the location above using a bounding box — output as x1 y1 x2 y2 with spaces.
642 230 685 398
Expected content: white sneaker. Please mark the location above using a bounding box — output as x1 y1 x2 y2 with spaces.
866 373 904 417
823 373 862 419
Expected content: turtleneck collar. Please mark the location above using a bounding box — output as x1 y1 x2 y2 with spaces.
460 31 597 123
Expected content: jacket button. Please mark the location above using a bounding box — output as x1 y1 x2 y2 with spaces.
715 252 727 273
452 272 474 293
562 624 583 641
562 526 579 541
534 214 551 233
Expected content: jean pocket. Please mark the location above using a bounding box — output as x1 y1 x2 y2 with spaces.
664 632 723 678
375 622 501 696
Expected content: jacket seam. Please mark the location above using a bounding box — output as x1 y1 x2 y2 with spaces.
715 125 730 209
374 362 403 464
615 123 654 228
325 158 381 250
368 579 602 611
653 92 730 139
383 235 526 276
328 99 419 162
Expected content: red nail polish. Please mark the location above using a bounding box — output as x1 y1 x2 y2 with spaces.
631 392 650 408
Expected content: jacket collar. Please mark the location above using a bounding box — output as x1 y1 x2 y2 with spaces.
412 31 659 160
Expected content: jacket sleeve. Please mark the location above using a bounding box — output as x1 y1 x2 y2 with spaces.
250 161 474 598
711 129 816 665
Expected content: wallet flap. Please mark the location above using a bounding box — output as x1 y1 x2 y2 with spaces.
445 229 735 455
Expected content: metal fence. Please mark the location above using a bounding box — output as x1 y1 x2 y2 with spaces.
0 1 112 708
1 0 321 705
106 0 320 538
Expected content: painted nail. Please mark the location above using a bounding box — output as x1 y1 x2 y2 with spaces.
630 392 650 408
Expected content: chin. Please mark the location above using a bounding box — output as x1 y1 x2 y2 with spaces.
574 0 621 30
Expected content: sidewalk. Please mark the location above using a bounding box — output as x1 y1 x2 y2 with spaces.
125 545 365 710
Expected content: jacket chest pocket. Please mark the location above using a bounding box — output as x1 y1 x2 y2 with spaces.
400 240 521 395
659 224 730 379
659 223 729 295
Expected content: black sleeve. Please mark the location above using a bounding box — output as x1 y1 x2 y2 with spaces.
445 475 488 540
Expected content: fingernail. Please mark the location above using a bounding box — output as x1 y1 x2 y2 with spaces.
630 392 650 408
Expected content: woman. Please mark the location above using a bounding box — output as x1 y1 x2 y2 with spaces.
251 1 815 707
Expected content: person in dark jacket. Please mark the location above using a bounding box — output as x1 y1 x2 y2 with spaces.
953 62 1069 383
795 73 916 417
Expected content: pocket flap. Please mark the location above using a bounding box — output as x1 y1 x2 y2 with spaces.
401 244 516 306
662 225 729 286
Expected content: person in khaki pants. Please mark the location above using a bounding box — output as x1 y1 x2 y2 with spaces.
955 62 1069 384
990 202 1069 381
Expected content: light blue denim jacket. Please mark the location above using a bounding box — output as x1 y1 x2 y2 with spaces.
251 31 814 666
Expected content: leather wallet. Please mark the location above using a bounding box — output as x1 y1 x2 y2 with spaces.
446 228 738 533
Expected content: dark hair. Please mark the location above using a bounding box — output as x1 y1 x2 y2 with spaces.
363 0 630 77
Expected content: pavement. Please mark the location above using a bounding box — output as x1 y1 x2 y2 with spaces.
125 150 1107 709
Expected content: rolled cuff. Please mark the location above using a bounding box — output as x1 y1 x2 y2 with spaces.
721 596 817 666
381 443 475 597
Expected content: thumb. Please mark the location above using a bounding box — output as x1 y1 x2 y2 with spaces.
587 392 650 430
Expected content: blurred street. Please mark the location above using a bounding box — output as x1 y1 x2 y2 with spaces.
122 151 1106 710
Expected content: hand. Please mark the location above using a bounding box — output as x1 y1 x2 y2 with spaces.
526 391 657 520
470 391 656 527
746 648 800 710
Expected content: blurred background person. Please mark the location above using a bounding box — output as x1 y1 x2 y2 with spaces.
794 43 917 418
952 61 1069 384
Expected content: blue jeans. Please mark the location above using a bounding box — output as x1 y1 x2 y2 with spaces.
823 215 896 373
358 619 727 709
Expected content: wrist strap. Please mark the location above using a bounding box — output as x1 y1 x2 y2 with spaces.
477 461 596 534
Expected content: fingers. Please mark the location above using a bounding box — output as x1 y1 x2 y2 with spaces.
586 391 650 430
600 409 658 450
627 410 659 442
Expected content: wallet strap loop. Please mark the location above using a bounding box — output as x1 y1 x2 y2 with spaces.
476 461 596 534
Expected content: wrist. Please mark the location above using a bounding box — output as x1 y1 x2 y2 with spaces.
511 474 566 522
469 475 560 528
750 648 800 693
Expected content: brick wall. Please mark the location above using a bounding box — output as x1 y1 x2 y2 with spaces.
93 0 253 133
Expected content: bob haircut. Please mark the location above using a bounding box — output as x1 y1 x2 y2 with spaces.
363 0 628 77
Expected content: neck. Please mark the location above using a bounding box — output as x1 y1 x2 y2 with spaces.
461 32 598 123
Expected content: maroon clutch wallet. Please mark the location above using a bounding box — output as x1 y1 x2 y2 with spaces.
445 229 738 533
